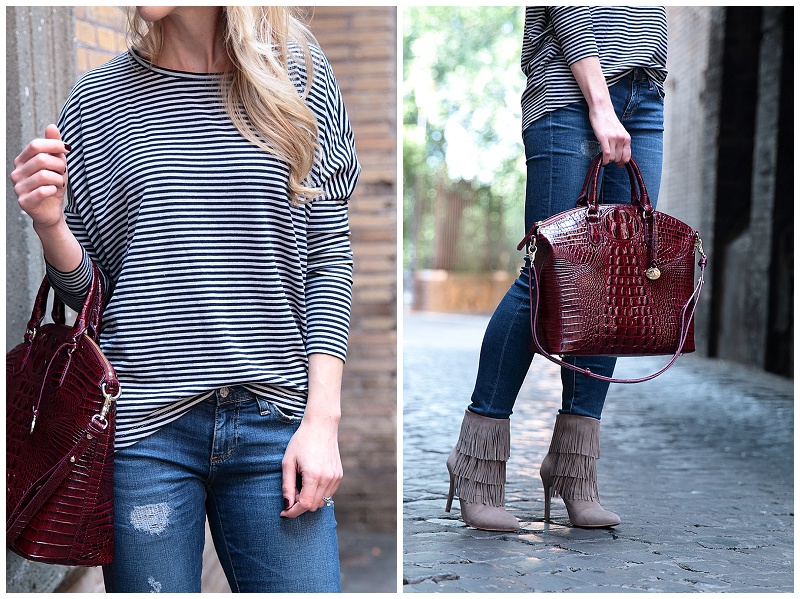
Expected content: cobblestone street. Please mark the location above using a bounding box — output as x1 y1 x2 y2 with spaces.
403 311 793 593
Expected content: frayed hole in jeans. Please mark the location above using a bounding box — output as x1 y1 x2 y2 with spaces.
130 502 171 535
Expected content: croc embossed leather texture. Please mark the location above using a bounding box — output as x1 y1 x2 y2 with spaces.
7 263 119 565
518 155 707 384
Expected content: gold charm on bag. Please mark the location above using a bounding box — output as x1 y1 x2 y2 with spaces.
645 233 706 281
645 266 661 280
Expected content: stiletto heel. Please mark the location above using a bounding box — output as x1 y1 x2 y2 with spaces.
445 473 455 512
543 484 551 522
540 453 554 522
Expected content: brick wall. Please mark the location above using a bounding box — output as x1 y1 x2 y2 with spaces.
309 6 397 533
75 6 127 73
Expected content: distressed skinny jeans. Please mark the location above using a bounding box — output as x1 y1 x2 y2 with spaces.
468 69 664 421
103 386 341 593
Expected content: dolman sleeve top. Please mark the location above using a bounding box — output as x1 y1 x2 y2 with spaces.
520 6 668 131
48 45 360 449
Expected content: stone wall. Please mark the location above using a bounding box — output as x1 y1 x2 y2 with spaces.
6 8 79 591
659 7 725 355
662 7 792 374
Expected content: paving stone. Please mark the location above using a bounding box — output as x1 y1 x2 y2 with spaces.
403 312 794 594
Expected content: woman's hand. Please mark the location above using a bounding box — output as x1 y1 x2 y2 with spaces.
569 56 631 166
10 124 84 272
280 353 344 518
11 124 70 231
280 415 343 518
587 103 631 166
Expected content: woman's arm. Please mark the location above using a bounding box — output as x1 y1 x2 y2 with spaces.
546 7 631 165
278 49 358 518
280 353 344 518
569 56 631 165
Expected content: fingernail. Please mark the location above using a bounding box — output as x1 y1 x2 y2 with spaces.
64 143 72 152
283 498 290 510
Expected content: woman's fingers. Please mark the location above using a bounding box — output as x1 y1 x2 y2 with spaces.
621 142 632 166
604 129 630 166
589 106 631 166
11 152 66 188
298 473 324 512
11 126 70 229
280 464 343 518
13 160 66 215
14 137 69 169
12 124 69 188
279 414 343 519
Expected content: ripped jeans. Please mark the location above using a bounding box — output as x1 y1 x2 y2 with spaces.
468 69 664 421
103 386 340 593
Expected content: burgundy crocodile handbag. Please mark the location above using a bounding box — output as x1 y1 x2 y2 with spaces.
7 263 119 565
517 155 708 383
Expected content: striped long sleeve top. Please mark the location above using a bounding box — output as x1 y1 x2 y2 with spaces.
48 46 360 449
520 6 668 131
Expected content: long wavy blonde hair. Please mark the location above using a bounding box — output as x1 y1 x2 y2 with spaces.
127 6 320 203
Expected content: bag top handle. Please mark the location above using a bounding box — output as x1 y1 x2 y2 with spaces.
24 262 105 345
575 154 654 218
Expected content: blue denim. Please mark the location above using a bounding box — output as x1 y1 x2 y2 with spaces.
469 69 664 421
103 386 341 593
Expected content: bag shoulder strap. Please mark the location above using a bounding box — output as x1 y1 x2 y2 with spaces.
6 418 105 545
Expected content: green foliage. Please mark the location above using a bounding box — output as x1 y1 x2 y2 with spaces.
404 6 527 273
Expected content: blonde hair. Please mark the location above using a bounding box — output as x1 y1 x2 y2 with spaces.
127 7 321 203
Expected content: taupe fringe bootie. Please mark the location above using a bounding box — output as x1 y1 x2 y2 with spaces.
539 413 620 528
445 409 519 531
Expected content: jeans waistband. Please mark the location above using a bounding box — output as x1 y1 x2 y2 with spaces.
206 385 253 404
629 67 651 83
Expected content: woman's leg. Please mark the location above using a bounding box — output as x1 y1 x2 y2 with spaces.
541 70 665 527
205 388 341 593
102 406 212 592
468 99 605 419
450 95 611 531
457 69 664 529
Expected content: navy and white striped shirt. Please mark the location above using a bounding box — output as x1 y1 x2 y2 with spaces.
521 6 668 131
48 46 360 449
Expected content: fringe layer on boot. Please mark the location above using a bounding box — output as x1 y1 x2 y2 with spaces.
451 410 510 506
547 414 600 501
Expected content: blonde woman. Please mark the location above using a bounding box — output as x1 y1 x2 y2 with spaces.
10 6 359 592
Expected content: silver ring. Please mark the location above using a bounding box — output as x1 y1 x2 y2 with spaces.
323 496 334 507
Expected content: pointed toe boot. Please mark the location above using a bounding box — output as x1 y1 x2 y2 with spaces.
445 410 519 532
539 414 620 528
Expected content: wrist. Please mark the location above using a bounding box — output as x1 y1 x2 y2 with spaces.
586 92 614 113
302 406 341 425
32 216 68 239
34 219 84 273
